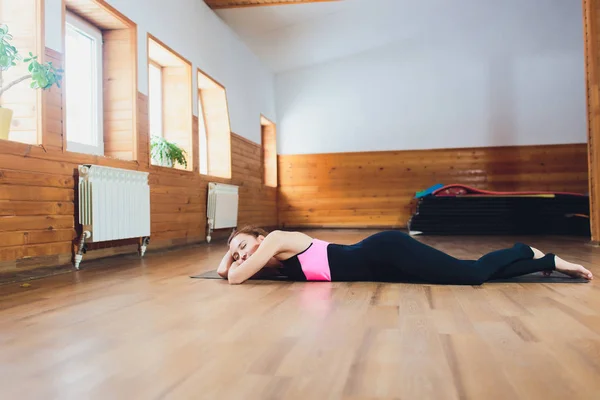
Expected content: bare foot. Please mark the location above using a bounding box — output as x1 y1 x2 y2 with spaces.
553 255 594 280
529 246 545 260
527 245 550 275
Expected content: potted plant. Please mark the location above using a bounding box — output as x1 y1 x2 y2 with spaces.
150 135 188 168
0 24 63 140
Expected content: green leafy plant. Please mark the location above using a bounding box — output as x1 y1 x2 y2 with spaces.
151 135 188 168
0 24 63 98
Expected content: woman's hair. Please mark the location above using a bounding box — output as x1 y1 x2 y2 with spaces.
227 225 269 245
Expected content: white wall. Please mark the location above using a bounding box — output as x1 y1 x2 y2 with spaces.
275 0 587 155
44 0 276 144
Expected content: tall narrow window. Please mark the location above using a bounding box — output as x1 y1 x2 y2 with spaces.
65 11 103 155
148 62 163 138
261 115 277 187
148 34 193 170
198 69 231 179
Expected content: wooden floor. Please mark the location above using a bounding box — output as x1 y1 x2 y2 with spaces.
1 230 599 399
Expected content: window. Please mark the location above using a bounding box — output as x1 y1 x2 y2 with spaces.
0 0 42 145
63 0 137 160
261 116 277 187
65 11 103 155
198 69 232 178
148 62 163 138
148 35 193 171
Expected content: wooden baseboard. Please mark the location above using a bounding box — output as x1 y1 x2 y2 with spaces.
0 261 73 286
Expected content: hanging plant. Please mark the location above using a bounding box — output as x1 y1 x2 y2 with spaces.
150 135 188 168
0 24 63 98
0 24 63 140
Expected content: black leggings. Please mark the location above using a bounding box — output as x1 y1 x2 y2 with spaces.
362 231 556 285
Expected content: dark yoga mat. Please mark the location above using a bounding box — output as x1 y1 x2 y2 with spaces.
190 270 588 283
190 270 290 281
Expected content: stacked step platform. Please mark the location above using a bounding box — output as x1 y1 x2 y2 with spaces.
408 184 590 236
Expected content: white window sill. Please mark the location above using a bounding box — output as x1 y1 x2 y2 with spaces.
67 141 104 157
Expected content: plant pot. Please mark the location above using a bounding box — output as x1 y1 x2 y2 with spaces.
0 107 13 140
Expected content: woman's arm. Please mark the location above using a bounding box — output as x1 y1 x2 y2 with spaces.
228 231 285 285
217 250 234 279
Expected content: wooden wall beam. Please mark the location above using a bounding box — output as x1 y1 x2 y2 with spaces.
204 0 340 10
583 0 600 244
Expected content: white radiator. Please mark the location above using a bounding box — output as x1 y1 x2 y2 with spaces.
76 164 151 268
206 182 239 242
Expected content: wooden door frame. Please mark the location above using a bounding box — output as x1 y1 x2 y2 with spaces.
583 0 600 245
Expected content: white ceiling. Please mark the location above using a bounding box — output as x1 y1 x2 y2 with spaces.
216 0 409 73
216 0 578 74
215 1 347 37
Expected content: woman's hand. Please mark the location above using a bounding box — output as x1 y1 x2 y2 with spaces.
217 250 234 279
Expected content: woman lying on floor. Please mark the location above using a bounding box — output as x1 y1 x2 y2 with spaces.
217 226 593 285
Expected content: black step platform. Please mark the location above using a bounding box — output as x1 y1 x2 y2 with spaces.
408 195 590 236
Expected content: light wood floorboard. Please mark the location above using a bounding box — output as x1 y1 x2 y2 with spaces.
1 230 599 399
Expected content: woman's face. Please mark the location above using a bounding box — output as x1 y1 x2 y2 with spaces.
229 233 265 262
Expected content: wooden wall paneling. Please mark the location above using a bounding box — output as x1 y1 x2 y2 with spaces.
0 168 73 188
137 92 150 166
148 164 207 247
583 0 600 244
277 144 590 229
148 38 185 67
261 115 277 187
102 29 137 161
65 0 132 29
41 48 64 151
232 133 278 228
0 201 74 216
0 135 141 172
0 123 274 279
0 156 76 266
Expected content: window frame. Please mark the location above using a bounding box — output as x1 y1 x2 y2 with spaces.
64 10 104 156
148 60 164 139
261 115 278 188
197 90 208 175
147 34 193 171
197 68 232 179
